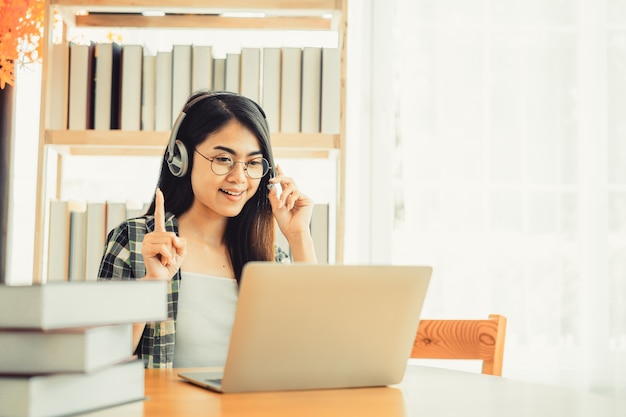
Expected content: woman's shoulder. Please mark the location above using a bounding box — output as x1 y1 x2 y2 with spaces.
107 213 178 240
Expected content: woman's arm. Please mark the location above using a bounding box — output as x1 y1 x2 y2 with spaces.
268 166 317 263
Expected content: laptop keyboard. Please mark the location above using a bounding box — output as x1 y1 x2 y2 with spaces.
205 378 223 385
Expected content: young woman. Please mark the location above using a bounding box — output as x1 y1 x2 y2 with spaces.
98 91 316 368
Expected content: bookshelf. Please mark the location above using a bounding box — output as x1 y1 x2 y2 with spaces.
33 0 347 283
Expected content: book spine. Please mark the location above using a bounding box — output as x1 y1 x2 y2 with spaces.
213 57 226 91
68 43 94 130
68 207 87 281
141 53 156 131
280 47 302 133
47 200 70 282
155 51 172 131
47 43 69 130
321 47 342 134
84 202 106 281
301 47 322 133
120 45 143 131
240 48 261 103
192 45 213 92
261 48 281 133
171 45 192 122
225 53 241 94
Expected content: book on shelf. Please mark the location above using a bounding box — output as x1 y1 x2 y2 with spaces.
141 53 156 131
225 53 241 94
321 47 342 134
0 323 133 375
93 42 121 130
311 203 330 264
46 42 69 130
126 201 150 220
84 202 106 281
47 200 70 283
280 47 302 133
192 45 213 92
120 44 143 131
68 42 95 130
301 46 322 133
105 201 128 237
0 280 169 330
261 47 281 133
213 57 226 91
0 359 145 417
171 44 192 122
240 47 261 103
155 51 172 131
68 205 87 281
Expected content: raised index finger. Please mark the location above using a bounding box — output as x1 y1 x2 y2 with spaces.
154 188 166 232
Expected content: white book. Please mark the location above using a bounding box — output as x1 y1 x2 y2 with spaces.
105 201 128 237
0 280 169 329
301 47 322 133
240 47 261 103
225 53 241 93
68 206 87 281
280 47 302 133
68 42 94 130
141 53 156 131
321 47 341 134
84 202 106 281
126 201 150 220
311 203 330 264
0 323 133 374
155 51 172 131
46 43 69 130
171 44 192 121
0 359 144 417
120 44 143 131
262 48 281 133
213 58 226 91
93 42 121 130
46 200 70 283
192 45 213 92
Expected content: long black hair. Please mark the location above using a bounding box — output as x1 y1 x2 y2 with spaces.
147 91 277 283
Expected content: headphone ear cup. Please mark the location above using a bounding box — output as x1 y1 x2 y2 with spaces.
167 140 189 177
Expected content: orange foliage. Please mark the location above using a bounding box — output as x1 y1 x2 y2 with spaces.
0 0 44 89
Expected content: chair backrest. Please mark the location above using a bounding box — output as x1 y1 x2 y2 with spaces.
411 314 507 376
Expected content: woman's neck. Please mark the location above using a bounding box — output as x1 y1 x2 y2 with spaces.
177 205 228 246
177 206 234 278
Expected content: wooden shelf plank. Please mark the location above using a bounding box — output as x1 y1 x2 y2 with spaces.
74 14 334 30
51 0 341 11
51 0 341 17
44 130 340 155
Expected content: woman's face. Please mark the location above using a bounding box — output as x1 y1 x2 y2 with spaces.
190 120 266 218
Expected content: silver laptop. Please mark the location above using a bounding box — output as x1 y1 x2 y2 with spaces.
178 262 432 393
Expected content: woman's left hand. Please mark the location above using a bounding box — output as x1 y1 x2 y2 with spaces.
268 165 314 241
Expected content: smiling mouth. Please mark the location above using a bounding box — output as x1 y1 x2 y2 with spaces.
221 188 245 196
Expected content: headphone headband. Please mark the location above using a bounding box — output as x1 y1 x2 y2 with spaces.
165 92 268 177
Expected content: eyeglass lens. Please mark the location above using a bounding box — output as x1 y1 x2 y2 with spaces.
211 155 270 179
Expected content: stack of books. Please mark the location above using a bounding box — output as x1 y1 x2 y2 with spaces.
0 280 169 417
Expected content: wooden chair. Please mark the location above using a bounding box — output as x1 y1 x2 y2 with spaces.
411 314 507 376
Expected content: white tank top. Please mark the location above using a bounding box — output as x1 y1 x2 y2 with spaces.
173 271 239 368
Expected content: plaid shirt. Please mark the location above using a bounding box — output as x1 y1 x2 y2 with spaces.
98 213 290 368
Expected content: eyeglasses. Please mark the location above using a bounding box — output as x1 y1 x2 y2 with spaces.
194 149 271 179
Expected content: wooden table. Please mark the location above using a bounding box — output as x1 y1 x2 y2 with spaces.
84 365 626 417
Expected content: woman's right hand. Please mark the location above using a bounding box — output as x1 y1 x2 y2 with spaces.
140 188 186 280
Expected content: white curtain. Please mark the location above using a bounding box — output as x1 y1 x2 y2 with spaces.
390 0 626 395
